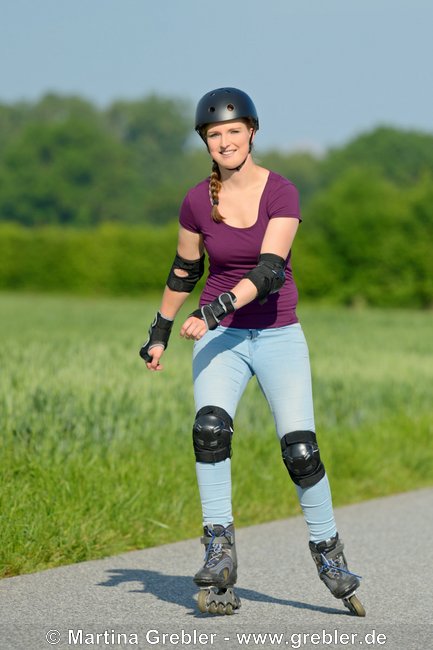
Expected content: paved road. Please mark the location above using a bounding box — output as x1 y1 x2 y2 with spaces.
1 488 432 650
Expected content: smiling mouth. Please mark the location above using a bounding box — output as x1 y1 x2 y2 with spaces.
220 150 236 156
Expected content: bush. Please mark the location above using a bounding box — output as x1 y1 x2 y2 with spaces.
0 223 179 294
297 169 433 307
1 168 432 308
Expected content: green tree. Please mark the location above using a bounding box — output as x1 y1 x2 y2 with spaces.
0 119 138 226
105 95 191 184
321 126 433 188
259 150 322 205
299 168 424 306
104 95 200 224
405 173 433 306
0 94 100 154
0 102 31 151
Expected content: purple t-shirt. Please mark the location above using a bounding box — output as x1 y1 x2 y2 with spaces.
179 171 301 328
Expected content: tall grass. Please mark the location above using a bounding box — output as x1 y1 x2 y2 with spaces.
1 293 432 578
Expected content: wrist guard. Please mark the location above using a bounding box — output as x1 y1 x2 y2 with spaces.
139 312 173 362
190 292 237 331
166 252 205 293
243 253 286 304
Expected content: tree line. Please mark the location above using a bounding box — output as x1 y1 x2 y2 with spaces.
0 93 432 307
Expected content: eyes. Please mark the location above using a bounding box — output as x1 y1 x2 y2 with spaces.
207 129 241 139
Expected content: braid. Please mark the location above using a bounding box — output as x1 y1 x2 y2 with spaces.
209 161 224 223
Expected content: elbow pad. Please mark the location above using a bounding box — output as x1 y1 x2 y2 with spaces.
244 253 286 303
167 252 205 293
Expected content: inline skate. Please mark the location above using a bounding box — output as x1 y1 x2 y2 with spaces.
309 533 366 616
193 523 241 615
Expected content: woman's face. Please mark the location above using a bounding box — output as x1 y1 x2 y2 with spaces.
205 120 254 169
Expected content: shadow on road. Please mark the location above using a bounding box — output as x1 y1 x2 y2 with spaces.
98 568 345 617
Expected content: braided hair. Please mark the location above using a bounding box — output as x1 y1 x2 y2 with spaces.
209 161 223 223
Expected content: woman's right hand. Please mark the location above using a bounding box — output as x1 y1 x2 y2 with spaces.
139 312 173 371
145 345 165 371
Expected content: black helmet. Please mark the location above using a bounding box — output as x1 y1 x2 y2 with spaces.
195 87 259 137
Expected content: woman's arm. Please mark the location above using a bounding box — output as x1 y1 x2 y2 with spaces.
158 227 204 318
144 226 203 371
230 217 299 308
180 217 299 340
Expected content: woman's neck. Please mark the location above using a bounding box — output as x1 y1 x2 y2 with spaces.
218 156 263 190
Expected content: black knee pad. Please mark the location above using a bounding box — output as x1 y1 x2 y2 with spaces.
193 406 233 463
280 430 325 488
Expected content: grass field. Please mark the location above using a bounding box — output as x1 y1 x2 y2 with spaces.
1 292 432 578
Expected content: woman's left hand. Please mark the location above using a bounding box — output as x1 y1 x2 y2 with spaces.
180 316 208 340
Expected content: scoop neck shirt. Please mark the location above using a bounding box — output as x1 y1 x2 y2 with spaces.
179 170 301 328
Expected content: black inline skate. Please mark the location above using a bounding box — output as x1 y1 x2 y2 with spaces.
309 533 366 616
193 523 241 615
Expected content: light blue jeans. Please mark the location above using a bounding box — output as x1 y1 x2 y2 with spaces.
192 323 337 542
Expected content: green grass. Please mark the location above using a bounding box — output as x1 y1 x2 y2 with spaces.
1 293 432 578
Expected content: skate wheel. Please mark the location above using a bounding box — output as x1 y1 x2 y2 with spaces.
197 590 209 613
208 601 218 614
225 603 233 615
196 587 239 615
344 594 366 617
217 603 225 615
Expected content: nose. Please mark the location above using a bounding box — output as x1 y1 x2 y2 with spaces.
219 131 230 149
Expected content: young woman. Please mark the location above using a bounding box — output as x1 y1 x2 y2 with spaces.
140 87 365 617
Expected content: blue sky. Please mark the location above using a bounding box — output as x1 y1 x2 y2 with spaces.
2 0 432 153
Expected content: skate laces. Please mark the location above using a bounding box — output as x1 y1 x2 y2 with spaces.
204 528 229 567
205 542 223 567
319 553 362 580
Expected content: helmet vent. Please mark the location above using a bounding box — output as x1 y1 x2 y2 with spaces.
209 106 215 113
227 104 234 112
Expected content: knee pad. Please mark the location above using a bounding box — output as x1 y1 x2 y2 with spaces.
280 430 325 488
193 406 233 463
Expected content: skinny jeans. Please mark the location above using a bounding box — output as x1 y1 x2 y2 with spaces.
192 323 337 542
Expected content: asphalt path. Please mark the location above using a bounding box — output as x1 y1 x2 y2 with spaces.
1 488 432 650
